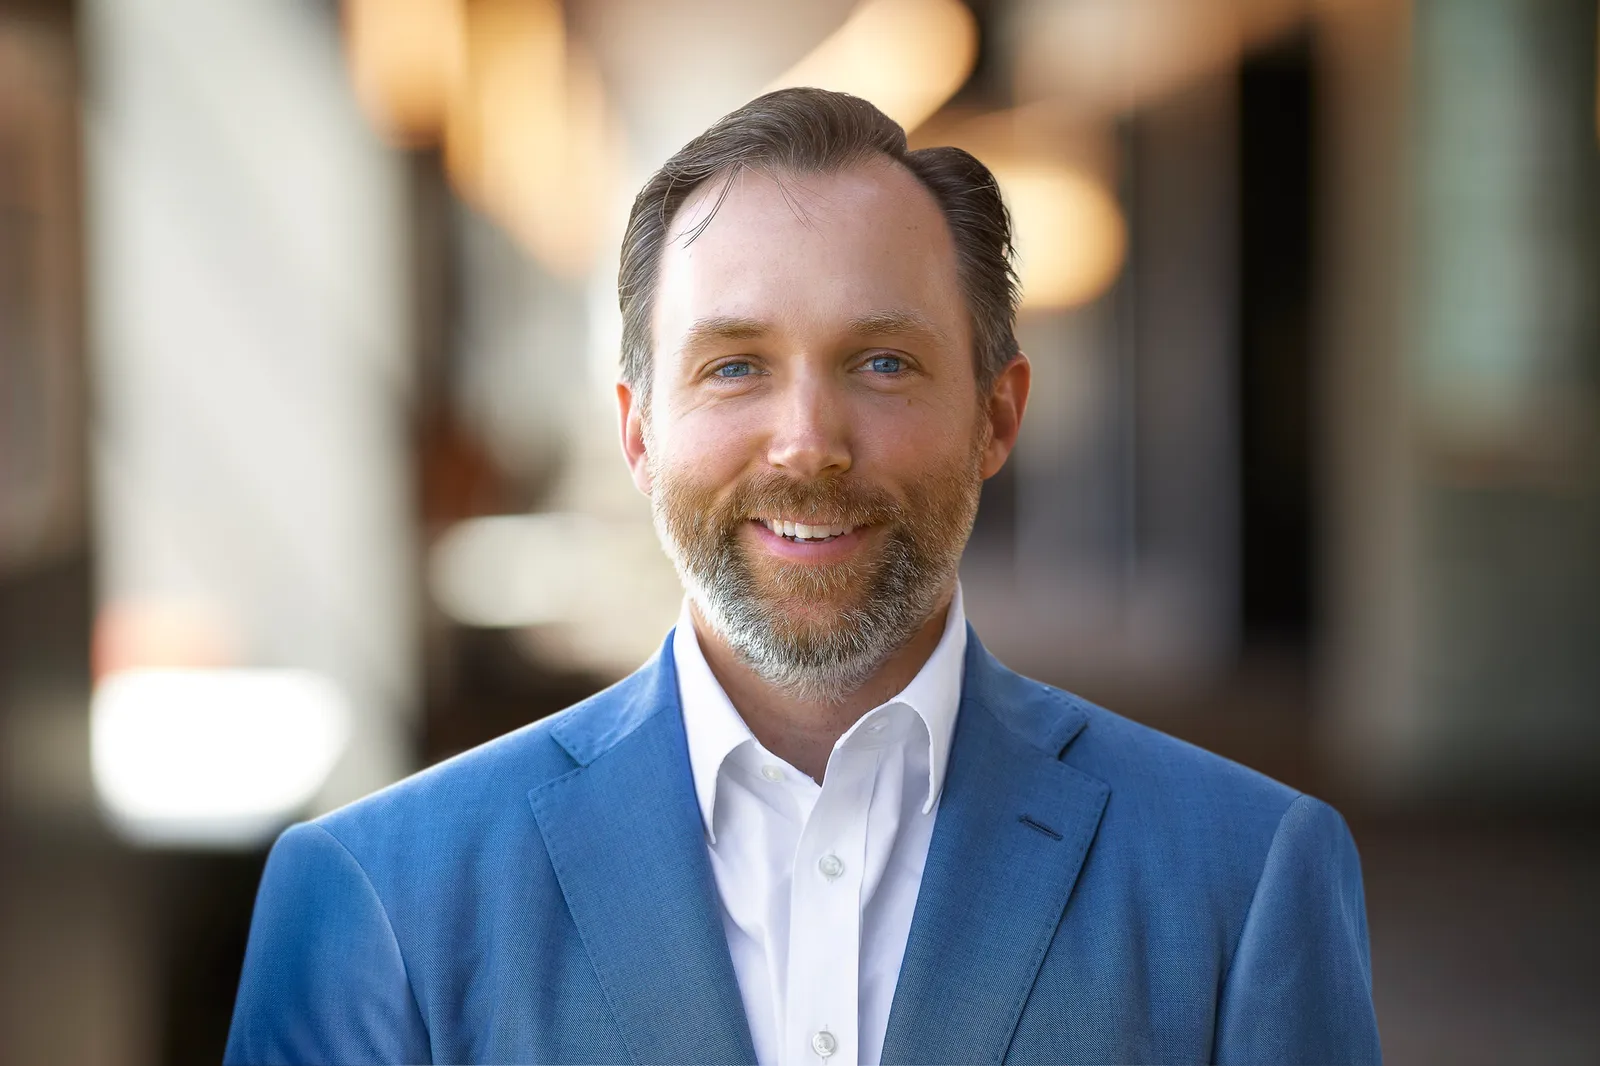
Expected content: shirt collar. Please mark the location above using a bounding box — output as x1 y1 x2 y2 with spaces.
672 584 968 840
673 599 758 843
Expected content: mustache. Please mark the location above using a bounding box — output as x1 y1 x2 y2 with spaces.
715 472 902 533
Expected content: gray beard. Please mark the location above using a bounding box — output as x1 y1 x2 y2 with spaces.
652 507 954 704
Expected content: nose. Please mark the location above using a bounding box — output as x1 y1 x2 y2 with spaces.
765 376 851 478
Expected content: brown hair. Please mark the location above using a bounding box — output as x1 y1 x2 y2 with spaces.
617 87 1019 397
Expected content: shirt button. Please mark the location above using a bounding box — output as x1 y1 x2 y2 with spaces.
811 1030 837 1058
868 721 886 734
817 853 845 880
760 765 784 782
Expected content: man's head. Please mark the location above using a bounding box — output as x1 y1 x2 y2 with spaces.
616 88 1030 701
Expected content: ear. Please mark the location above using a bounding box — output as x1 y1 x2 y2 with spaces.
616 380 653 495
980 353 1031 479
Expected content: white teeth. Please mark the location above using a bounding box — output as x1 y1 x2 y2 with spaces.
759 518 858 540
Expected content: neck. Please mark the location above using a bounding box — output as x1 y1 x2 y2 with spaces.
689 588 954 783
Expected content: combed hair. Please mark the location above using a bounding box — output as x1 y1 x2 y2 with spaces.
617 87 1020 396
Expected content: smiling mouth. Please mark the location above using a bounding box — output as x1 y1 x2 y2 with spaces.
753 517 858 543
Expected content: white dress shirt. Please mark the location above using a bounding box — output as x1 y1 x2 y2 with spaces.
673 585 967 1066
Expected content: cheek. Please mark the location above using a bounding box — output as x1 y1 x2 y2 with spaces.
854 394 982 474
656 405 764 483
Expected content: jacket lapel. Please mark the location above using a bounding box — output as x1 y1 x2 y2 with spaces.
528 636 758 1066
881 631 1111 1066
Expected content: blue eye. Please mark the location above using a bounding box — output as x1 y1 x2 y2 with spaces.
868 354 903 374
714 361 752 378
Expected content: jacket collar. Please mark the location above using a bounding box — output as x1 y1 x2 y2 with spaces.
531 638 759 1066
880 630 1110 1064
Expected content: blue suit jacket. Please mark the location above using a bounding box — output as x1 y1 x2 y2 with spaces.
226 629 1381 1064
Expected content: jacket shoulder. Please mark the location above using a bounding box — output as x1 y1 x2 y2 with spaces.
968 635 1302 823
1008 672 1338 940
1066 691 1302 817
986 660 1309 857
312 657 665 855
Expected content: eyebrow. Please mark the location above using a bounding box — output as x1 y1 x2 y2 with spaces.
678 309 950 355
844 309 950 346
679 315 771 353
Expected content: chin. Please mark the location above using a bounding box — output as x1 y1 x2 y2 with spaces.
750 569 874 620
733 626 888 705
763 606 856 646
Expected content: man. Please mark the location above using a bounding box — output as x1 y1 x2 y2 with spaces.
226 89 1381 1065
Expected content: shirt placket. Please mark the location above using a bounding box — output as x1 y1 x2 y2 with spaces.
782 744 877 1066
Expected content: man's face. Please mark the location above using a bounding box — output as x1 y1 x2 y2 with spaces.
619 158 1026 700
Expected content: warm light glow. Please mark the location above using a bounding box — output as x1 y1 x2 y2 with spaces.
339 0 615 272
1013 0 1304 117
443 0 612 277
494 46 613 278
343 0 466 147
430 512 682 676
765 0 978 134
445 0 564 211
431 513 592 628
91 669 351 847
995 163 1127 310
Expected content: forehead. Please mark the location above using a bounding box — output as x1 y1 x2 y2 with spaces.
650 158 968 356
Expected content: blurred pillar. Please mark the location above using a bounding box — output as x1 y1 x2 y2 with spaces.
81 0 416 820
1319 0 1419 791
1126 72 1241 678
1321 0 1600 798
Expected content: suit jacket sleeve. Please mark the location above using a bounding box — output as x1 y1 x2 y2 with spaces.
1212 794 1383 1065
225 822 431 1066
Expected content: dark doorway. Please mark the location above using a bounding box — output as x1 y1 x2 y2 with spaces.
1238 29 1317 650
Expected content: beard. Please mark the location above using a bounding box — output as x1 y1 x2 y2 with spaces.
649 429 986 704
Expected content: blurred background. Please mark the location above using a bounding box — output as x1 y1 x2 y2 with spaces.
1 0 1596 1062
